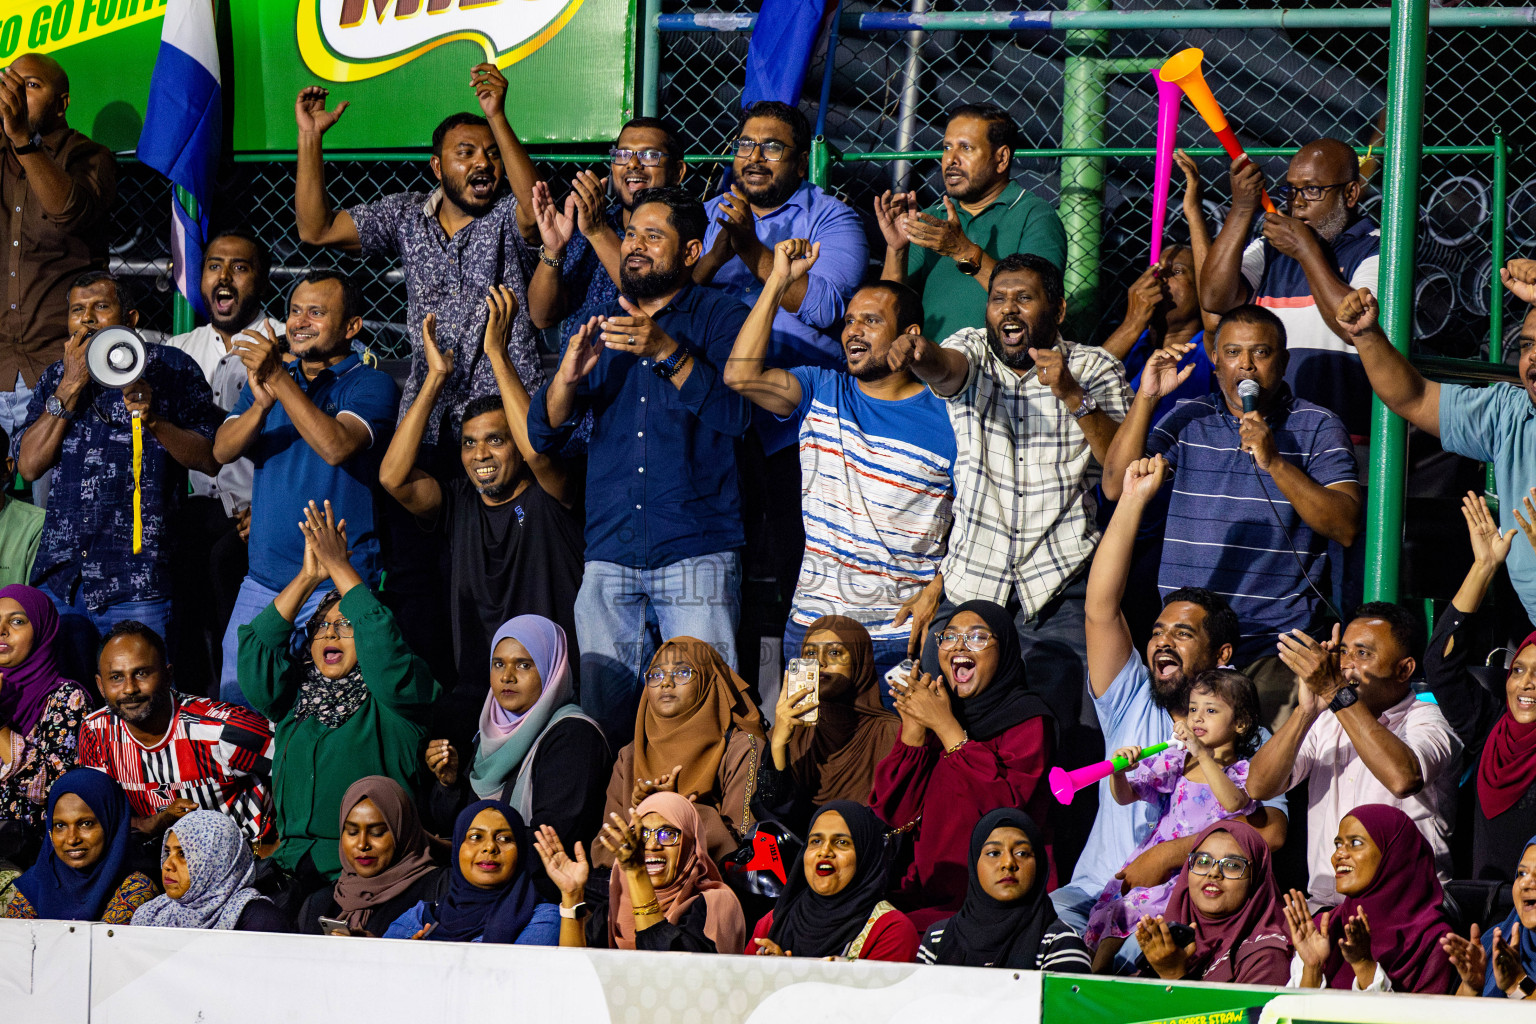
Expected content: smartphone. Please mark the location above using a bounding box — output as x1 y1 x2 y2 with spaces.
884 658 916 695
318 915 351 937
785 657 819 724
1166 922 1197 948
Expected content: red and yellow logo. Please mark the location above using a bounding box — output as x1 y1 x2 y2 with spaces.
298 0 584 82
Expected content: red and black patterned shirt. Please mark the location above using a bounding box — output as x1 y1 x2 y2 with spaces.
76 692 274 843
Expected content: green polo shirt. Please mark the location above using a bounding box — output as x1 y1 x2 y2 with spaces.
906 180 1067 342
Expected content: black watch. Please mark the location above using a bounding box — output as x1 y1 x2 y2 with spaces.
1326 685 1359 714
1516 974 1535 999
11 133 41 156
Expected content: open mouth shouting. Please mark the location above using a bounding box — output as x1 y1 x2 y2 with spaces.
466 171 496 201
211 285 239 320
814 859 836 877
996 316 1027 349
644 853 668 877
1201 882 1224 899
950 654 978 692
1151 648 1182 683
844 337 870 362
321 644 346 667
621 170 651 194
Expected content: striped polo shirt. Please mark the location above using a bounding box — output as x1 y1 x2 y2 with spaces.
786 367 957 640
1241 216 1380 440
1148 387 1357 662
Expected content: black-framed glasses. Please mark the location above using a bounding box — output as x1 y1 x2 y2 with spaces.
936 628 997 652
609 147 668 167
732 138 789 162
1274 181 1352 206
1187 852 1251 880
644 666 695 687
639 826 682 847
308 618 355 640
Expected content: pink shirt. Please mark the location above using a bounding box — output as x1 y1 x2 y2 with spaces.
1286 693 1461 906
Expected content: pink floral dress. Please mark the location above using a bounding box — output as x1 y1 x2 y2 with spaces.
1083 748 1256 947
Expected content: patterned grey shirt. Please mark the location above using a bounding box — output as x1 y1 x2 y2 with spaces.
936 330 1132 616
350 188 544 443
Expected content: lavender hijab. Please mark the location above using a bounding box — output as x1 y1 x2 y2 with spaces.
0 584 68 736
467 615 574 799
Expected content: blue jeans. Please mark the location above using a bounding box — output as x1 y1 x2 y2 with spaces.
46 584 170 687
782 616 911 713
219 575 327 707
575 551 741 743
1 373 49 508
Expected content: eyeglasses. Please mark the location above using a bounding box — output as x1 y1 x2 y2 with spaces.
609 147 668 167
1274 181 1352 206
638 826 682 847
732 138 789 162
644 666 695 687
308 618 355 640
936 628 997 652
1187 852 1251 880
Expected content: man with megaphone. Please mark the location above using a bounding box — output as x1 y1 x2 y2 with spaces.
15 271 222 685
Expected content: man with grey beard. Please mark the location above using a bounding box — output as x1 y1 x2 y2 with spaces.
1198 138 1379 443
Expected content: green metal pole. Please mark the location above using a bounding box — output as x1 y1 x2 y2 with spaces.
1365 0 1430 604
640 0 662 117
1491 134 1508 365
1059 0 1107 335
809 136 830 189
172 187 198 336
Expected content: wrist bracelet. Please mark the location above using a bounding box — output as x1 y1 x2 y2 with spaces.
652 347 690 380
944 732 968 754
631 899 661 916
538 244 562 268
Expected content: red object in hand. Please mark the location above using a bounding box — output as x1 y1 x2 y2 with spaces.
744 832 787 884
1159 47 1278 215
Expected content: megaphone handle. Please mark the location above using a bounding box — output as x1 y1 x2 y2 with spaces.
131 412 143 556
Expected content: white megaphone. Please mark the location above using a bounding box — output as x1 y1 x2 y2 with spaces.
84 326 148 388
83 326 149 555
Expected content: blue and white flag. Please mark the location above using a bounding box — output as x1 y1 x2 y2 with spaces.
137 0 221 318
743 0 836 107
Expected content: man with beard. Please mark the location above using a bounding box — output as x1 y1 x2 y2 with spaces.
1053 453 1288 966
875 103 1065 342
1336 274 1536 629
292 65 543 444
77 620 274 859
166 230 284 686
211 270 399 705
0 54 117 475
723 238 955 688
1246 603 1460 907
890 254 1129 713
380 285 582 748
1101 305 1360 725
528 187 752 741
1198 139 1377 442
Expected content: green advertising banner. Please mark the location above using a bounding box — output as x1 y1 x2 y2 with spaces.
2 0 636 155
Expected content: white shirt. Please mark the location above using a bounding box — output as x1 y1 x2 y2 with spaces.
166 316 284 515
1286 692 1462 906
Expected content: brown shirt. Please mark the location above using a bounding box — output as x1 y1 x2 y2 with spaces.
0 127 117 389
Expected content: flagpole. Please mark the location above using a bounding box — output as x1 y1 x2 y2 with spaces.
172 186 198 335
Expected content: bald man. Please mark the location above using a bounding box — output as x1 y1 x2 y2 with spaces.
0 53 118 471
1199 139 1376 444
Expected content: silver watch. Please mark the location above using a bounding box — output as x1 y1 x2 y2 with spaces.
1071 393 1098 420
45 395 75 422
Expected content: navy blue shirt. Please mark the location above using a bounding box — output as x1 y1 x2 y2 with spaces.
25 343 221 610
527 284 752 569
230 354 400 590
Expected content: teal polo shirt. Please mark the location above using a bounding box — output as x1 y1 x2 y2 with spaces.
906 180 1067 342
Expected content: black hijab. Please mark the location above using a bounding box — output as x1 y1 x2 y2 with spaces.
424 799 542 944
934 807 1058 968
767 801 894 958
948 601 1055 741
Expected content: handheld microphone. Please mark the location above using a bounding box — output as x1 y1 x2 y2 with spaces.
1237 379 1260 414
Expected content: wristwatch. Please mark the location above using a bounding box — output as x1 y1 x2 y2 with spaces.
1326 685 1360 714
558 901 590 920
652 346 690 380
11 133 41 156
953 246 982 277
1513 974 1535 999
1071 393 1099 420
45 395 75 421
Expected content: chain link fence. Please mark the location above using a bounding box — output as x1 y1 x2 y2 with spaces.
110 1 1536 362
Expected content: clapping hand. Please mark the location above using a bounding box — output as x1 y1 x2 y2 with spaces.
630 764 682 809
422 313 453 381
596 809 646 872
873 190 915 249
1277 625 1345 704
1463 490 1516 567
532 181 575 257
1136 915 1195 980
299 499 350 578
295 86 348 136
424 738 459 786
1511 487 1536 556
532 824 591 903
1137 342 1195 402
1284 889 1332 977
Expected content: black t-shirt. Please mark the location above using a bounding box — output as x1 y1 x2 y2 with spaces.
437 475 585 698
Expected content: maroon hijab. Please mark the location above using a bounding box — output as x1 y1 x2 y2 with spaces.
0 584 68 736
1162 820 1290 984
1477 631 1536 820
1318 804 1455 994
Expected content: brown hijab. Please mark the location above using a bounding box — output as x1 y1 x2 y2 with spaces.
632 637 766 803
609 792 746 952
330 776 438 933
786 616 901 804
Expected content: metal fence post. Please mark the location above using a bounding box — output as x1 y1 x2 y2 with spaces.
1365 0 1431 603
640 0 663 117
1060 0 1108 335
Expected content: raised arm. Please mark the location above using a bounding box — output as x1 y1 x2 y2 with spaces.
1101 265 1162 362
472 63 539 243
1174 149 1223 336
720 239 815 417
874 190 914 284
885 333 970 399
1101 344 1194 499
18 331 88 481
1086 457 1164 697
1 69 93 218
1199 157 1262 315
482 285 571 505
526 182 575 330
1335 287 1441 435
293 88 361 250
540 318 602 433
232 323 373 467
1261 211 1357 342
378 315 448 519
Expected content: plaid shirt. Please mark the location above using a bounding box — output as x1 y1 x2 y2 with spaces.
76 692 275 843
936 330 1131 615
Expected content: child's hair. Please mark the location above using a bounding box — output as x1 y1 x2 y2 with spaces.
1188 669 1263 759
